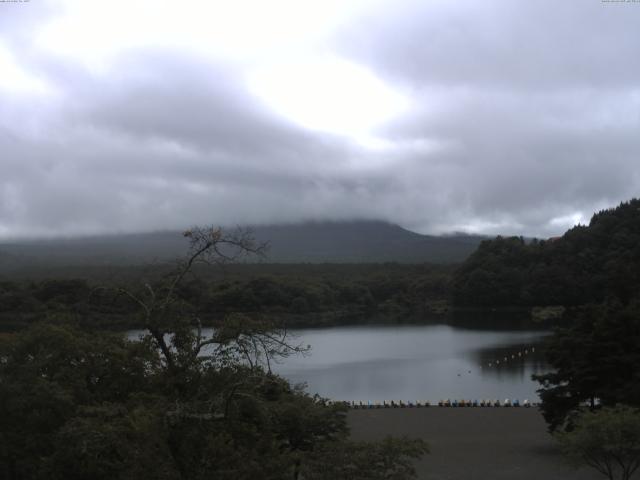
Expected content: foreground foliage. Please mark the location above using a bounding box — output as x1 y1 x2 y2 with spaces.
534 303 640 432
556 405 640 480
0 226 428 479
0 323 339 479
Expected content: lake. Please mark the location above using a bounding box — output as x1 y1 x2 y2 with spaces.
128 320 552 403
273 323 551 403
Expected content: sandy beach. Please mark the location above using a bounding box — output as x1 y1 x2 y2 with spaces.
348 407 603 480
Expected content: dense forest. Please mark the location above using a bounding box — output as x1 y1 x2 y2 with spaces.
0 263 453 332
452 199 640 308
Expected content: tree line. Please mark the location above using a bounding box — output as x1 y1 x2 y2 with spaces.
0 263 452 332
451 198 640 308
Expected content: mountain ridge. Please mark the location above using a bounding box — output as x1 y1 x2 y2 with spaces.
0 220 486 270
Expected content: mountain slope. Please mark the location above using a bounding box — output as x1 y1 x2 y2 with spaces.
254 221 483 263
0 221 484 270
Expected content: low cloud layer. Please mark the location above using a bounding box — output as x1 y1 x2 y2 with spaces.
1 0 639 239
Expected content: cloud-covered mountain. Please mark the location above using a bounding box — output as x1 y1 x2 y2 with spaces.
0 221 485 270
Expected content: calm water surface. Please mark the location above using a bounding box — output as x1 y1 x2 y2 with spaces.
128 322 551 403
273 324 550 403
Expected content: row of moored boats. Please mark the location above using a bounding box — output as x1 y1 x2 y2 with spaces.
343 399 536 408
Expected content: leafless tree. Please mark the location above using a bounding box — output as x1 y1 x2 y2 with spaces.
118 225 307 374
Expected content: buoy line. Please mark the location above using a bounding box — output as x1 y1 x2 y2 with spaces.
485 346 536 369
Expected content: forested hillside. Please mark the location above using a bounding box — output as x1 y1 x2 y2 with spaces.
452 199 640 307
0 263 452 332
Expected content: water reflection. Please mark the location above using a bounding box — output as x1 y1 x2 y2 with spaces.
448 309 551 331
472 342 549 381
274 324 552 402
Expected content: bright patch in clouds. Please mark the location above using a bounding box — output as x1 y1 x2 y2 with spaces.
247 57 408 137
549 212 587 229
0 42 50 95
35 0 374 68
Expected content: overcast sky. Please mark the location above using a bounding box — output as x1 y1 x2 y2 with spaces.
1 0 639 239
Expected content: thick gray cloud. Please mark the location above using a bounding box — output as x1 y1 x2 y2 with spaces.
1 0 639 239
335 0 640 234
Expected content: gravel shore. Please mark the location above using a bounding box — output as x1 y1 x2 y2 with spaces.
348 408 602 480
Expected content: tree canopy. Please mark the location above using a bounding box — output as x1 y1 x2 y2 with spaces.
556 405 640 480
534 302 640 432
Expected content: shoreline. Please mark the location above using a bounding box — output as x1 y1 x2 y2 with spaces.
343 399 537 408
